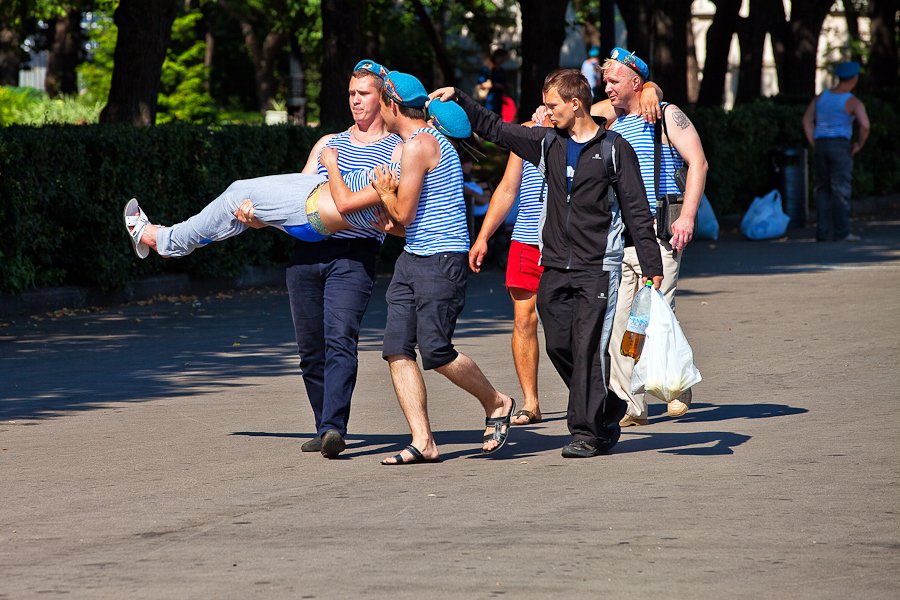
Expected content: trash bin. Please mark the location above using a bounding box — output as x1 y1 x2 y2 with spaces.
772 148 808 228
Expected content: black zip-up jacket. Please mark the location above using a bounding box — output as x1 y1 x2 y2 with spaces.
455 89 663 277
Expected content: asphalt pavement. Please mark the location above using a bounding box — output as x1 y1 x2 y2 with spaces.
2 220 899 598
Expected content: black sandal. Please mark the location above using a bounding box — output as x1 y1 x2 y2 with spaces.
381 445 441 465
483 398 516 455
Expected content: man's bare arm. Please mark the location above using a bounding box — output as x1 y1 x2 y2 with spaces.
663 104 708 252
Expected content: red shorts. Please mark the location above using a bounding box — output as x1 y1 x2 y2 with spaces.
505 240 543 293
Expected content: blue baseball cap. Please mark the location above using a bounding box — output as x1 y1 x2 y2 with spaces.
588 46 600 58
427 99 471 139
835 61 860 80
382 71 429 108
610 47 649 80
353 59 390 79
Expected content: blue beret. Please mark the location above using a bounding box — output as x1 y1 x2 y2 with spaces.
610 47 649 80
353 59 390 79
382 71 429 108
588 46 600 58
835 61 860 80
427 99 471 139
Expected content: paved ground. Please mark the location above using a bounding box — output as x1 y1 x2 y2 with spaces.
2 221 899 599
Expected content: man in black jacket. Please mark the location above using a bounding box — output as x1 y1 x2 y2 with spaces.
431 69 662 458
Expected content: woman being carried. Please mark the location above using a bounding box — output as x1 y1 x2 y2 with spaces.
124 99 471 259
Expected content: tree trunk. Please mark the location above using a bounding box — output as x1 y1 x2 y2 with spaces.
868 0 899 88
319 0 363 125
697 0 741 107
765 0 788 93
0 27 23 86
735 0 769 104
45 9 84 98
409 0 456 87
778 0 832 98
844 0 862 63
651 0 690 104
599 0 616 62
99 0 178 125
615 1 652 60
518 0 569 115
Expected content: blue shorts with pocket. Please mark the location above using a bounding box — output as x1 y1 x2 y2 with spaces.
382 251 468 370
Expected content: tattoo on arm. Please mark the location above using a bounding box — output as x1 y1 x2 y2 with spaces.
673 109 692 130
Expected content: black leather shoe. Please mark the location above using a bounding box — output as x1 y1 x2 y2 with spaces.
300 437 322 452
320 429 346 459
561 439 602 458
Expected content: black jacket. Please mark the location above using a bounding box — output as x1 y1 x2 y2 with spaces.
455 89 662 277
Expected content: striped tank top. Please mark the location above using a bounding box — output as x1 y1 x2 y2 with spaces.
610 104 685 215
402 127 469 256
511 159 546 245
316 130 401 240
814 90 855 140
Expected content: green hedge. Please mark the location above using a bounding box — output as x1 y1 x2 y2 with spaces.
0 124 319 293
1 97 898 294
689 94 900 214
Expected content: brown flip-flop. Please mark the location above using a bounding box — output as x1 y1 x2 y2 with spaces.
511 409 541 425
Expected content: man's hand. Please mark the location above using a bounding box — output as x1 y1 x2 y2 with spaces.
371 164 399 199
530 105 550 126
669 214 695 251
319 147 339 171
851 142 864 156
639 85 663 123
429 87 458 102
468 238 488 273
643 275 664 290
234 199 267 229
370 204 405 236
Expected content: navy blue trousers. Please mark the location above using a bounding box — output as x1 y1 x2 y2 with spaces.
286 237 379 437
814 137 853 241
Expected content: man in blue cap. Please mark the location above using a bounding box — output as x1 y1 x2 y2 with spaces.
372 71 517 465
283 59 401 459
802 61 870 241
596 47 708 427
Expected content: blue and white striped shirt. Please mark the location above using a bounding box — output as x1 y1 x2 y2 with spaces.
511 159 545 245
339 163 400 230
403 127 469 256
316 130 401 240
610 104 685 215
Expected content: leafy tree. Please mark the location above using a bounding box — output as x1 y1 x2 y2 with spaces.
156 10 216 123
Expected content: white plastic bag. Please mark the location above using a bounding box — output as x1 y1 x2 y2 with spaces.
631 289 702 402
740 189 790 240
695 193 719 240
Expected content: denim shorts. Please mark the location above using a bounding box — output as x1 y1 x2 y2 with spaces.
382 251 468 370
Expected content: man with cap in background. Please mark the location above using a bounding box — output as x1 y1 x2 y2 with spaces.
598 47 708 428
371 71 517 465
292 59 401 459
802 60 870 242
581 46 602 102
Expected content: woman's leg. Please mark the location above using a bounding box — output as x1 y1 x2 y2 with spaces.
151 174 326 257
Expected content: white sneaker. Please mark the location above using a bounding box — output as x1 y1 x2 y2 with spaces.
840 233 861 242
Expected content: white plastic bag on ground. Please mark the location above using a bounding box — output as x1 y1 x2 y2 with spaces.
740 189 790 240
695 193 719 240
631 289 702 402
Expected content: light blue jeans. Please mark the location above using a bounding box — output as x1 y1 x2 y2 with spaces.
156 174 327 257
